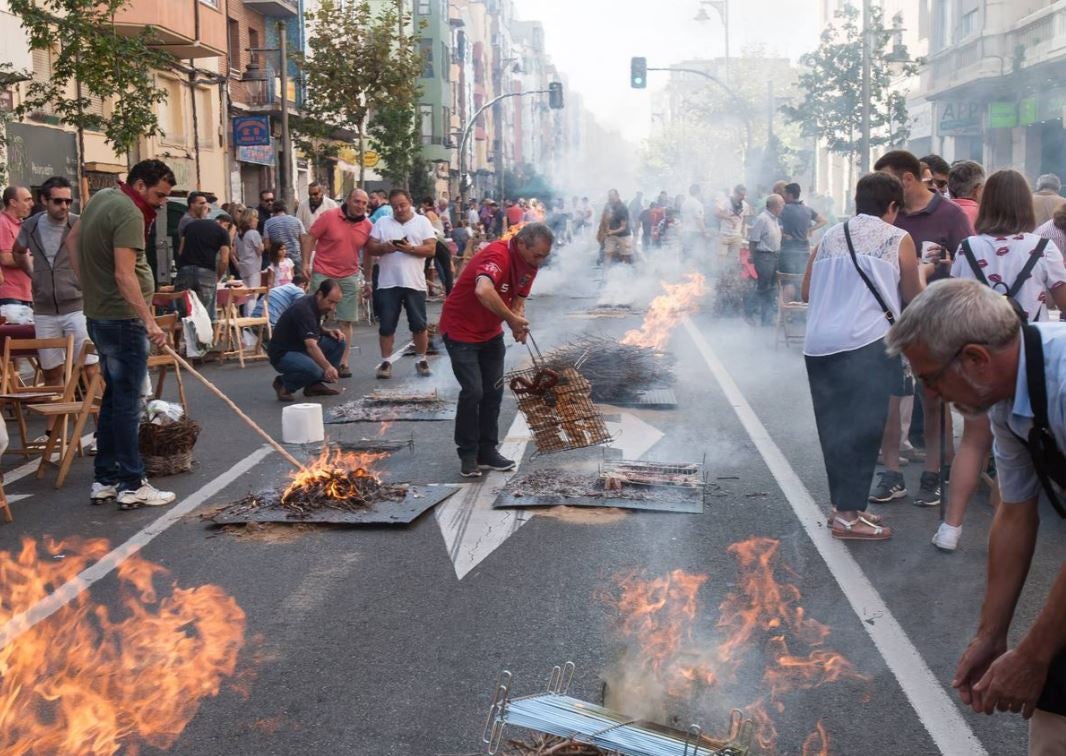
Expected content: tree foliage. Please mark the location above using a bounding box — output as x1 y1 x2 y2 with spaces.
367 103 422 190
9 0 173 155
782 2 920 161
298 0 424 186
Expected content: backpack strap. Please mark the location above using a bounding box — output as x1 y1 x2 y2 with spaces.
1008 238 1050 299
843 221 895 325
1017 324 1066 518
960 239 990 287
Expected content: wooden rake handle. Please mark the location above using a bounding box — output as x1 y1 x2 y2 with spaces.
162 346 304 470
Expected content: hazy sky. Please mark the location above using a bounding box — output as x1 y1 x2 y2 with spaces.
512 0 823 145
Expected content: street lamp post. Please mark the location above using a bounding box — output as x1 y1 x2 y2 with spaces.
695 0 729 80
859 0 872 174
246 19 294 210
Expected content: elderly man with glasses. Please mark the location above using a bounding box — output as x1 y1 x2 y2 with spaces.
887 278 1066 754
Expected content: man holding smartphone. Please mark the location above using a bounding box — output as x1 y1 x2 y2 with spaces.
366 189 437 378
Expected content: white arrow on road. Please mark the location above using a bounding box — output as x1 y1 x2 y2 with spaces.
604 410 664 460
435 413 533 580
435 409 662 580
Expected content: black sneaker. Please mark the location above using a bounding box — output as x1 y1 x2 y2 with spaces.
460 457 482 478
869 471 907 503
913 471 941 507
478 450 516 472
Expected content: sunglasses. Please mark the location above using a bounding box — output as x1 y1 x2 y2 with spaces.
49 198 74 206
924 178 949 190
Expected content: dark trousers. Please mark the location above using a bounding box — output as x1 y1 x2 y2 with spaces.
87 318 149 490
445 334 505 459
176 265 219 321
805 339 897 512
434 240 454 295
270 335 344 393
746 249 778 325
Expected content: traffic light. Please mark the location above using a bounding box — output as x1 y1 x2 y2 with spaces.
631 57 647 89
548 81 564 110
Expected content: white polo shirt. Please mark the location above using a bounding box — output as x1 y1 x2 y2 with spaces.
370 213 437 292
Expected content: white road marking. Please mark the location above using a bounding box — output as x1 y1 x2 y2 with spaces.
3 433 95 486
435 413 533 580
604 411 663 459
386 341 415 364
0 445 274 650
682 316 986 756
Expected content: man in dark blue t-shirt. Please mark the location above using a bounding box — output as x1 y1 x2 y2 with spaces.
268 278 346 401
778 183 825 274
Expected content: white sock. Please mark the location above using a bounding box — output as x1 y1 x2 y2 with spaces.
415 354 427 361
939 523 962 535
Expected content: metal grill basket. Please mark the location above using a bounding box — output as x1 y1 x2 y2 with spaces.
504 335 612 455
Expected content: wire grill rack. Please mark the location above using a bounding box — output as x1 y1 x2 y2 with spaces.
504 336 612 455
482 662 753 756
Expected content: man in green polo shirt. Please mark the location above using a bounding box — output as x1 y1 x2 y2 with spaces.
68 159 176 510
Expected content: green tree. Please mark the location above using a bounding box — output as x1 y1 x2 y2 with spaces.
782 3 920 165
298 0 424 187
367 103 422 190
8 0 173 165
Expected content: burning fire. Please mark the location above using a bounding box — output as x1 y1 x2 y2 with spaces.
621 273 707 351
0 536 246 754
605 538 868 753
282 447 386 504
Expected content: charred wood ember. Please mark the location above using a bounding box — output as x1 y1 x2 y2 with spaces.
541 336 675 403
504 469 652 501
502 734 608 755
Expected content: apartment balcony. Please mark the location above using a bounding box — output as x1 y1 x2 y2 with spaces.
242 0 298 18
113 0 227 59
230 78 302 117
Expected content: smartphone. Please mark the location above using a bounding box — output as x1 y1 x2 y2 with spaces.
921 241 945 263
392 238 409 246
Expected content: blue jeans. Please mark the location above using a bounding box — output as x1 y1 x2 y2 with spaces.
87 318 149 490
271 335 344 393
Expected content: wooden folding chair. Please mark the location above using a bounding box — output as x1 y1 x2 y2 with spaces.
147 313 188 414
775 272 808 349
0 334 74 458
30 343 104 488
220 287 270 367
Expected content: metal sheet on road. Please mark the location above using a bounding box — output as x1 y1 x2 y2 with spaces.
209 484 461 525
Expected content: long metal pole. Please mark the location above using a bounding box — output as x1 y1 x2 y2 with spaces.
278 19 292 210
859 0 872 174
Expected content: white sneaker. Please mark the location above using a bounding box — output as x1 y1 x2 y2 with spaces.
90 482 118 504
932 522 962 552
117 482 176 510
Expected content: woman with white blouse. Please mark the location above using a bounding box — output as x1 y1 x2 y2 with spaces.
802 172 928 541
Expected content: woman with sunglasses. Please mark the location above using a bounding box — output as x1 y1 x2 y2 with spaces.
936 170 1066 552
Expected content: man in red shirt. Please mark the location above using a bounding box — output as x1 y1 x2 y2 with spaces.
0 185 34 307
439 222 554 477
504 199 525 231
303 188 372 377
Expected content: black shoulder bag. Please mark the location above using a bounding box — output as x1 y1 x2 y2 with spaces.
1011 324 1066 518
843 221 895 324
961 238 1049 323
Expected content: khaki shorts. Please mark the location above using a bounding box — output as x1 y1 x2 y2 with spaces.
604 235 633 261
311 272 363 323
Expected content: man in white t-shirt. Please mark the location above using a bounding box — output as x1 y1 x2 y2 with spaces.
680 183 707 259
715 184 751 261
366 189 437 379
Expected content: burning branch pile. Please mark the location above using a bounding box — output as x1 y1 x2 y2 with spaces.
542 336 675 403
621 273 707 351
604 538 869 754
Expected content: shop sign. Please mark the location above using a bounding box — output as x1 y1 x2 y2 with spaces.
85 170 119 195
937 101 981 136
1020 97 1039 126
909 101 933 140
232 116 271 147
989 101 1018 129
237 142 276 167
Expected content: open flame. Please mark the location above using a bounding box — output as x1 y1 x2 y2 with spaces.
605 537 868 753
621 273 707 350
0 536 246 754
282 447 386 504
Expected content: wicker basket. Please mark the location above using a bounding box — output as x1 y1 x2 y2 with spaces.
505 338 612 455
139 419 200 478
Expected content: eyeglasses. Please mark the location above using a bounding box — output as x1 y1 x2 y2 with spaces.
49 198 73 206
923 178 949 190
916 342 986 386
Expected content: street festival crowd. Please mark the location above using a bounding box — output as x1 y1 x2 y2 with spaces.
4 148 1066 750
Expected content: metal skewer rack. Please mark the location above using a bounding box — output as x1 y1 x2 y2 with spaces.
482 662 753 756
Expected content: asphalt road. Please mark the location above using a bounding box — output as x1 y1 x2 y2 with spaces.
2 239 1063 755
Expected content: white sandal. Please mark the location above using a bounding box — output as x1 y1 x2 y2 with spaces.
832 515 891 541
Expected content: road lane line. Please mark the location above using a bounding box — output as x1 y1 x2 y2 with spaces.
3 433 95 487
682 316 985 756
435 412 533 580
0 445 274 650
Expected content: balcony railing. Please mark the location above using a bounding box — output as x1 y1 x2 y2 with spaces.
241 0 298 18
